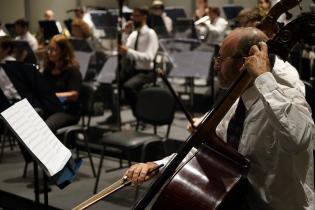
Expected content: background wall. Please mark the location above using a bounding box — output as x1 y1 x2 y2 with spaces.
0 0 312 33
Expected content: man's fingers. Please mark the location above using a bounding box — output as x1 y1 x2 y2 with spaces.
259 41 268 55
249 45 260 56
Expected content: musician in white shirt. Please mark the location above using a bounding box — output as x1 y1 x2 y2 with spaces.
14 18 38 51
151 0 173 34
98 7 159 125
0 39 21 102
205 7 228 47
124 27 314 210
118 8 159 109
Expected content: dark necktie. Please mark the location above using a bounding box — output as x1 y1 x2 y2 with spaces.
134 31 140 51
227 98 247 150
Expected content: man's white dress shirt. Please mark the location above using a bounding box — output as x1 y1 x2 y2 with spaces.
156 57 314 210
15 31 39 51
0 56 21 100
125 24 159 70
206 16 228 46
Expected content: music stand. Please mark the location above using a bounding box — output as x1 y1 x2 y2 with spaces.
1 61 62 113
69 37 93 52
96 55 117 84
10 40 37 64
64 19 72 34
159 38 214 106
90 10 118 39
4 23 16 38
223 4 244 20
165 7 187 22
148 15 169 37
38 20 61 43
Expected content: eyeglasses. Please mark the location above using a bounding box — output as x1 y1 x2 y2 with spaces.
214 55 243 64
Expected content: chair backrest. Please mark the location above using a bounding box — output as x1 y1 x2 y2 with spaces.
134 86 176 126
79 82 97 126
303 81 315 121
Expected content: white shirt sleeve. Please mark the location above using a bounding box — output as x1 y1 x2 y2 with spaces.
127 30 159 63
254 72 315 154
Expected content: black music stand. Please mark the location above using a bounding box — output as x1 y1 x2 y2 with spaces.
223 4 244 20
1 61 62 114
64 19 72 34
159 38 214 107
10 40 37 64
4 23 16 38
38 20 61 43
148 15 169 37
1 62 82 208
165 7 187 22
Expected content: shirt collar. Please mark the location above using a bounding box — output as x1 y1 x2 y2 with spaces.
138 24 149 33
241 85 260 110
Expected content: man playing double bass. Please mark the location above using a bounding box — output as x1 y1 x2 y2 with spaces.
124 27 315 210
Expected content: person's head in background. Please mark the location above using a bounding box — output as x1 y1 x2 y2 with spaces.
71 19 91 39
44 10 55 21
257 0 271 12
14 18 29 36
46 34 78 70
237 7 267 27
195 0 208 19
74 7 85 19
132 7 149 29
208 7 220 22
0 39 14 61
152 0 165 16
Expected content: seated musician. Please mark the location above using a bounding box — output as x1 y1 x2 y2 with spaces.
71 18 105 51
124 27 315 210
194 0 208 20
98 7 159 125
151 0 173 34
0 39 21 103
204 6 228 50
14 18 38 51
43 34 82 132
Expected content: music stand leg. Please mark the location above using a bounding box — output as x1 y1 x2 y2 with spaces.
33 162 40 206
43 171 49 209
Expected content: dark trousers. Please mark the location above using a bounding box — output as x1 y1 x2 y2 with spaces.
45 112 80 133
123 70 155 111
102 69 155 119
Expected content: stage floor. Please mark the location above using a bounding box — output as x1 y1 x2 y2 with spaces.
0 109 192 210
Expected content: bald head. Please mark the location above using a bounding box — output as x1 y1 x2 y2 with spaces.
224 27 268 58
215 27 269 89
44 10 55 20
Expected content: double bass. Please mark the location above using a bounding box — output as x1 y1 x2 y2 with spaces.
134 0 312 209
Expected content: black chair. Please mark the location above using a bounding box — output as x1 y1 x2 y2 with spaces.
57 82 98 177
93 86 176 193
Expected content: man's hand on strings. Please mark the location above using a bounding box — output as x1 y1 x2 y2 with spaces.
124 162 158 185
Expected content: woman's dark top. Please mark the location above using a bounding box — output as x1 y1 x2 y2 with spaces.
43 66 82 116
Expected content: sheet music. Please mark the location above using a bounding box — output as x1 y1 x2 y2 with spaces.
97 55 117 83
1 99 71 176
75 51 93 79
